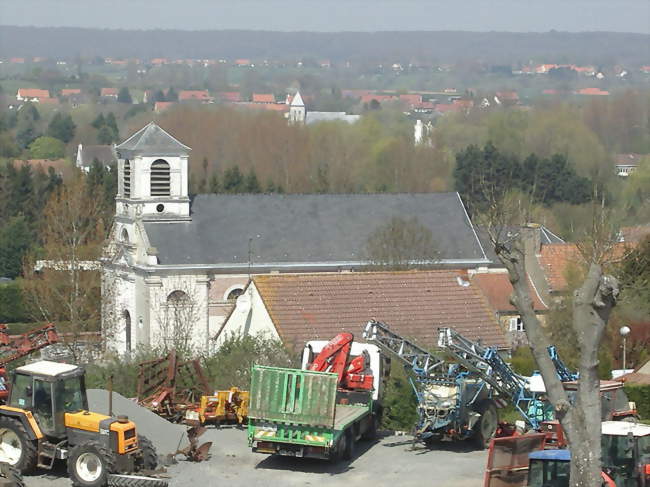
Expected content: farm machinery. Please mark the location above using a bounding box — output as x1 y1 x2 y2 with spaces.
137 351 249 427
363 320 542 447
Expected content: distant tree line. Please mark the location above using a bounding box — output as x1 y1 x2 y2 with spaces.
454 142 593 215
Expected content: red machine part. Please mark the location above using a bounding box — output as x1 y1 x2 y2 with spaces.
308 333 373 391
0 323 60 402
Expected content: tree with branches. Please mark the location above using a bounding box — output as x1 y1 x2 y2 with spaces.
22 174 116 362
474 160 621 486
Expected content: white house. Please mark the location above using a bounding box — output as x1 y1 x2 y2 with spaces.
103 122 495 355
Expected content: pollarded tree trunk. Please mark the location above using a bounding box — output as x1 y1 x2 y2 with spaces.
570 264 618 486
496 241 618 487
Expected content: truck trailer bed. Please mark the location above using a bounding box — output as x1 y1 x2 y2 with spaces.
334 404 368 430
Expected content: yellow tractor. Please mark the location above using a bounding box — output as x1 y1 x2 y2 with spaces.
0 361 161 487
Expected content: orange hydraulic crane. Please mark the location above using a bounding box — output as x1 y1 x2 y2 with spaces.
307 332 374 391
0 323 59 402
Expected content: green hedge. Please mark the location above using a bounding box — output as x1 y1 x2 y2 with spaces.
624 384 650 419
0 281 29 323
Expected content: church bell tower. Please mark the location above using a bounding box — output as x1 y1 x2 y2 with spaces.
115 122 191 221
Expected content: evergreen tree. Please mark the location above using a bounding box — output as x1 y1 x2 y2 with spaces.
117 87 132 104
0 216 33 279
97 126 115 145
166 87 178 102
245 168 261 193
47 112 76 143
223 166 244 193
15 105 40 149
91 113 105 129
7 163 34 220
105 112 119 140
153 89 166 102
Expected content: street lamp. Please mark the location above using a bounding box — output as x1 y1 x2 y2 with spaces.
619 326 631 370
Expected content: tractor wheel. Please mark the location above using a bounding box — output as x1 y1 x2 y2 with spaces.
68 441 116 487
0 462 24 487
0 417 38 474
473 400 498 450
135 435 158 471
107 474 168 487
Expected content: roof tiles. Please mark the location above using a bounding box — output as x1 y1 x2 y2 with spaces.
253 270 507 350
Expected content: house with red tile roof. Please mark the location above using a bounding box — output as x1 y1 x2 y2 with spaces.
234 59 252 67
216 91 242 103
251 93 276 103
575 87 609 96
360 94 398 104
470 270 547 346
216 270 508 350
100 88 118 98
60 88 82 97
618 224 650 244
178 90 212 102
154 101 176 113
16 88 50 102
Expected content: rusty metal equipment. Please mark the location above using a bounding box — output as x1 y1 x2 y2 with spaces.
0 323 60 403
137 350 210 422
172 426 212 463
185 387 249 426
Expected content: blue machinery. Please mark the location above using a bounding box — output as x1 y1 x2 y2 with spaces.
363 320 546 442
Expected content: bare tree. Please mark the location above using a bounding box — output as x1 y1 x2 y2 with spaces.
364 216 440 270
479 189 620 487
22 175 116 362
150 278 204 355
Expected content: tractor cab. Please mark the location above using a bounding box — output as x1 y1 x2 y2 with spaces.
601 421 650 487
9 361 87 438
527 449 571 487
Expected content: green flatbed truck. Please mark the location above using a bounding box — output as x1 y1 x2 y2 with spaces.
247 364 380 461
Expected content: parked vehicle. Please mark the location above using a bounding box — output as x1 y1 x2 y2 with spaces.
247 332 386 460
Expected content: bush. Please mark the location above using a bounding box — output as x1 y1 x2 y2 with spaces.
28 136 65 159
624 384 650 419
84 349 161 398
0 281 29 323
202 333 297 390
381 364 418 431
510 346 537 376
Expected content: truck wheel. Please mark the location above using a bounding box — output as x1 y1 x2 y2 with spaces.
68 441 116 487
473 400 498 450
0 418 38 474
135 435 158 471
0 462 24 487
343 430 355 461
362 413 379 441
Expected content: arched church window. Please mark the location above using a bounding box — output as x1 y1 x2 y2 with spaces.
123 159 131 198
121 228 130 243
123 310 131 352
227 288 244 302
166 290 192 338
150 159 171 196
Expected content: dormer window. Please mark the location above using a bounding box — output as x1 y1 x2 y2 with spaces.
150 159 170 196
123 159 131 198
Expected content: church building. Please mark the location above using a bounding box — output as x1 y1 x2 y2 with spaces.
103 122 493 355
288 91 361 125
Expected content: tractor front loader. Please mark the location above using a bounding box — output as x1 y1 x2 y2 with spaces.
0 361 166 487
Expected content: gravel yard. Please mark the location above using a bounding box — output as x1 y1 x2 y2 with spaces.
23 427 487 487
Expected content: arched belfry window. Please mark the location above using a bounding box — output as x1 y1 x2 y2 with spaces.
123 159 131 198
150 159 170 196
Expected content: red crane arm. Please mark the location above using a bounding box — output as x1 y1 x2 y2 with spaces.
308 333 354 383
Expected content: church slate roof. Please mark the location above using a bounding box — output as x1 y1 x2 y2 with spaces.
143 192 490 268
116 122 190 158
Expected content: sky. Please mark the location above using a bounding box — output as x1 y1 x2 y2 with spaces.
3 0 650 33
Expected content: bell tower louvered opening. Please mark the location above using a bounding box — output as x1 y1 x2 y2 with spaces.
150 159 170 196
123 159 131 198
